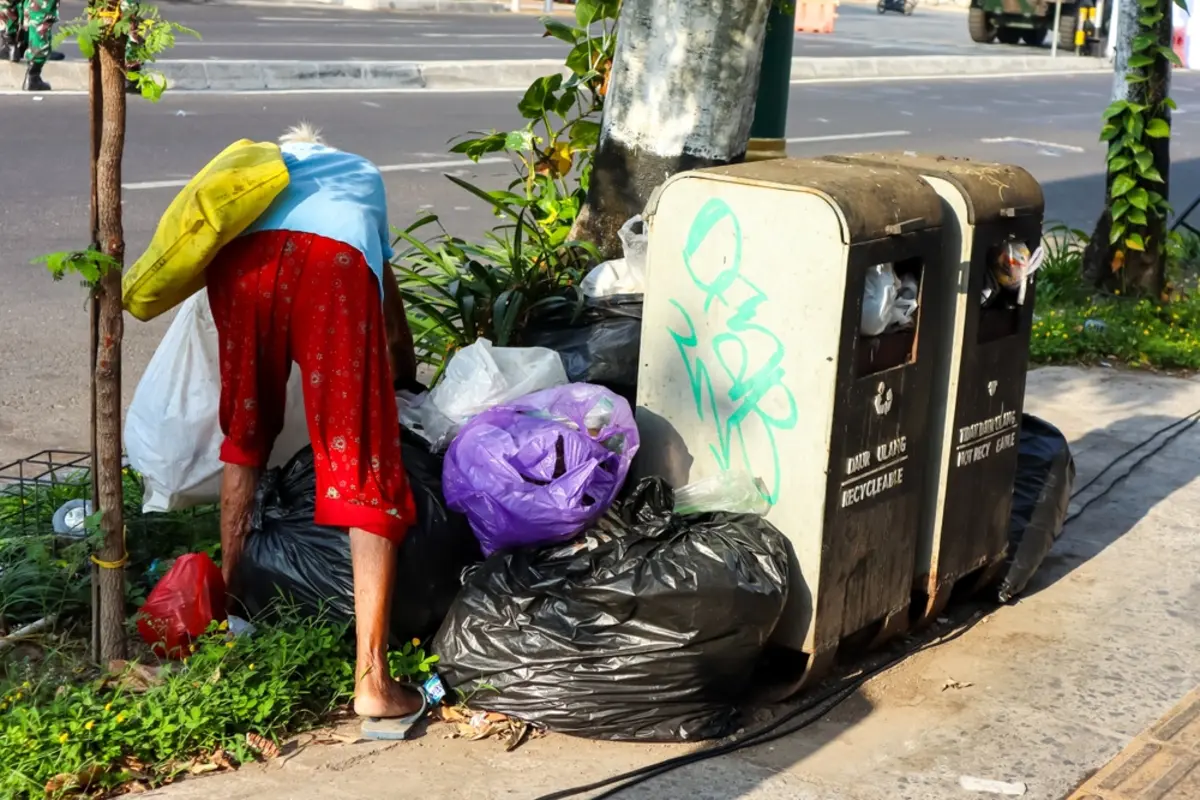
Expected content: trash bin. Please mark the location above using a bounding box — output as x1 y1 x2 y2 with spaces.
827 153 1044 625
634 158 946 687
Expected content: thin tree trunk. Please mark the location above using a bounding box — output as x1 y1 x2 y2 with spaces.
95 37 128 664
571 0 773 259
88 48 103 664
1083 0 1172 295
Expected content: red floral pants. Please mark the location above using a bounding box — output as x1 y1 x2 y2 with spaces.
207 231 415 542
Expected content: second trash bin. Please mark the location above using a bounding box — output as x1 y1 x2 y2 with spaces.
828 153 1044 624
634 158 946 687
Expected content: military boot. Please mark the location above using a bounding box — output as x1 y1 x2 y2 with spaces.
12 28 27 62
23 62 50 92
0 33 11 62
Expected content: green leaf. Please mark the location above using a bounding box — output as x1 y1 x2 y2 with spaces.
1125 112 1145 140
504 129 537 152
1128 53 1155 68
1145 118 1171 138
1141 165 1165 183
569 119 601 148
1175 0 1188 8
1165 97 1178 111
565 41 594 76
1100 124 1120 141
1112 174 1137 197
1108 155 1133 172
1135 151 1154 172
1128 209 1149 226
1102 102 1127 121
1128 187 1149 211
1110 221 1127 245
1132 34 1156 51
1126 234 1146 251
518 79 548 119
1138 0 1157 8
1158 45 1184 67
541 17 582 44
575 0 601 27
1112 198 1131 220
1126 73 1150 85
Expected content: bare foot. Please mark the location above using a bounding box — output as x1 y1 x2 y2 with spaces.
354 674 424 719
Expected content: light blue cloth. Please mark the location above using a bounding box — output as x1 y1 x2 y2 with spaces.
242 142 393 283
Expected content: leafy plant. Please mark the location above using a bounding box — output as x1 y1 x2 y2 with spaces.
393 192 597 383
58 2 199 102
1099 0 1186 276
0 616 354 798
450 1 620 242
388 638 439 681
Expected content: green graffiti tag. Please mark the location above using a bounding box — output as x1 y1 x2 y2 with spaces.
668 197 798 504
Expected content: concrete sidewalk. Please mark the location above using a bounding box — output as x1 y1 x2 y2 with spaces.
0 53 1109 93
140 365 1200 800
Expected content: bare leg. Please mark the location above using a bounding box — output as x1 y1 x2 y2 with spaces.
219 463 260 588
349 526 422 718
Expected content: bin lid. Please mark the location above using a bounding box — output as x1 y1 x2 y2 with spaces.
824 153 1044 226
649 158 943 246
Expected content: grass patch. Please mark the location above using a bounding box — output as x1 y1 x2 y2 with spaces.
1031 225 1200 371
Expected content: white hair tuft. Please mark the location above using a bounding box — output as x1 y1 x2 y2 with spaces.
279 122 325 145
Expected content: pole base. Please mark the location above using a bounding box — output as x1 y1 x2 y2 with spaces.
746 138 788 162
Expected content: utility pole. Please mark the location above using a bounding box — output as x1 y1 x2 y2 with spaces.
748 1 796 161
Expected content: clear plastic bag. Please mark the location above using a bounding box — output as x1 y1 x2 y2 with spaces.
673 472 771 516
985 242 1045 306
861 263 918 336
581 216 648 298
400 339 568 451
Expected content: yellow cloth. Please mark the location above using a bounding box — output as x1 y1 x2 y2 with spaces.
122 140 290 322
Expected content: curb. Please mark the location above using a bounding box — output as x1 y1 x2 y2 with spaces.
1 54 1110 93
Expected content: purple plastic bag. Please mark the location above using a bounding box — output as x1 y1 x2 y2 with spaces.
442 383 639 555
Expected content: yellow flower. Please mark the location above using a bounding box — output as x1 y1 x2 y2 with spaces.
104 703 112 713
248 664 255 671
219 620 229 631
13 692 21 701
189 644 196 653
1143 329 1150 336
411 638 421 648
1114 289 1121 295
225 641 234 649
115 713 126 724
21 681 30 689
58 733 69 744
85 721 95 731
1062 334 1068 339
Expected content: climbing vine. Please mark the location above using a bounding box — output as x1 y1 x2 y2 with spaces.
1101 0 1185 269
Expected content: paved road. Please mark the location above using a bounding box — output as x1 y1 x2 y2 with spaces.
3 71 1199 462
45 0 1036 62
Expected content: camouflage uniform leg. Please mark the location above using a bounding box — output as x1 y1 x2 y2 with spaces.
0 0 19 38
23 0 55 66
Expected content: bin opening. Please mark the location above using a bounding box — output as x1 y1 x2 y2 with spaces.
978 239 1033 344
856 256 923 377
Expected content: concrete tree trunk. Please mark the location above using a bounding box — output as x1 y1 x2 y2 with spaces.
1082 0 1172 295
571 0 774 259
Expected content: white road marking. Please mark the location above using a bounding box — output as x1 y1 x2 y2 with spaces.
420 33 544 39
790 68 1109 85
169 41 559 48
123 156 509 191
980 136 1085 153
362 100 382 108
255 16 434 24
787 130 910 144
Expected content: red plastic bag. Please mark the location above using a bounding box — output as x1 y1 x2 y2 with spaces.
137 553 227 658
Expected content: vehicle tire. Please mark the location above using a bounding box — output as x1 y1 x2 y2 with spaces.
969 6 997 43
1022 26 1048 45
903 0 916 15
1057 11 1078 50
878 0 887 12
997 27 1023 44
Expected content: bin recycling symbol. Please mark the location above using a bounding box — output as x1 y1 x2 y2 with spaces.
874 382 893 416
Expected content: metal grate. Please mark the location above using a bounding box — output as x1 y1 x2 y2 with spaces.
0 450 92 537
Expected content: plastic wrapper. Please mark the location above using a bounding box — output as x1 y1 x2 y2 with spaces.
399 339 568 452
861 263 918 336
443 384 639 555
125 292 310 512
580 216 648 298
673 472 771 516
432 478 791 742
137 553 227 658
997 414 1075 602
521 295 643 404
229 433 482 644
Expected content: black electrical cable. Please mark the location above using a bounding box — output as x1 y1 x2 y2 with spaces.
535 407 1200 800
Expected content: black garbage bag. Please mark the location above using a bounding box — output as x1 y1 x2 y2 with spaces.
520 294 642 404
230 433 482 645
432 477 791 742
997 414 1075 602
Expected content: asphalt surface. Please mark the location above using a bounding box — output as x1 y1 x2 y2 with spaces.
45 0 1026 62
3 71 1200 462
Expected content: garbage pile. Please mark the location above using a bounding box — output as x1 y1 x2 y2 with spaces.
128 211 1076 746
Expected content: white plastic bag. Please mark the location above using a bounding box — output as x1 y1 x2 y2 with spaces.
125 292 310 513
862 263 919 336
674 472 771 516
581 216 647 297
399 338 568 451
